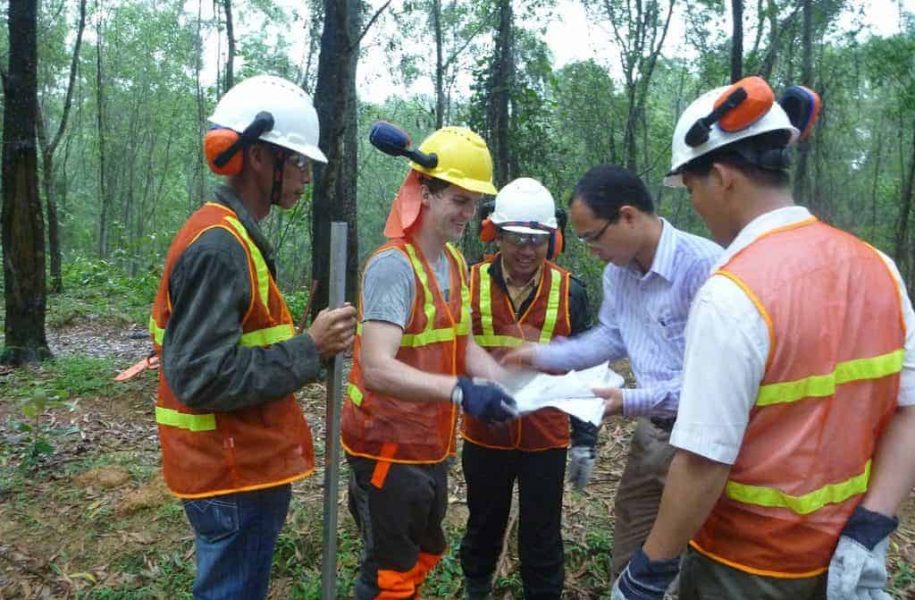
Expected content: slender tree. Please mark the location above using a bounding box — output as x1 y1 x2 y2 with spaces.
2 0 50 364
487 0 514 187
222 0 235 92
36 0 88 294
731 0 743 82
311 0 363 314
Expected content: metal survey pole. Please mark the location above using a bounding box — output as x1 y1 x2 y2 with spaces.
321 222 347 600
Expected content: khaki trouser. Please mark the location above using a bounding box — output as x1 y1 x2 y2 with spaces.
611 418 677 580
679 547 827 599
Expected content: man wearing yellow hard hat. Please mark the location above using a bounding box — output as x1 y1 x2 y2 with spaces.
341 125 518 599
611 77 915 600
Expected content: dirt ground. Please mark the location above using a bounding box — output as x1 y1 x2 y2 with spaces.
0 326 913 599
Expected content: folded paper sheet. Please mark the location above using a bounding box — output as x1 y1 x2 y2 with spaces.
500 363 625 426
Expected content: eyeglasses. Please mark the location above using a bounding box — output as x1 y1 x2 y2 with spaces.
576 220 612 244
287 152 310 174
500 230 550 247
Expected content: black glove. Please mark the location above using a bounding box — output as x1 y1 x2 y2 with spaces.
612 547 680 600
841 505 898 550
453 376 518 423
570 416 599 447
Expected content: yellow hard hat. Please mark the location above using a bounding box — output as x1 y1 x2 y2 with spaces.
410 127 498 195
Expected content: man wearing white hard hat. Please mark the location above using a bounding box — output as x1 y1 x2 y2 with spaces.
149 75 356 599
611 76 915 600
459 177 593 599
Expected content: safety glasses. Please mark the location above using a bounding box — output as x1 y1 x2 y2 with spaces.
500 230 549 247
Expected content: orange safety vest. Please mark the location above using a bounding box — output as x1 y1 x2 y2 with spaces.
341 238 470 464
149 202 315 499
462 257 572 450
690 217 905 578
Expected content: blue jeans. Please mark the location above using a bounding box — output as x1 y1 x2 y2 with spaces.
183 484 292 600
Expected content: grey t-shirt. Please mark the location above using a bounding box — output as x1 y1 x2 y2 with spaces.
361 248 452 329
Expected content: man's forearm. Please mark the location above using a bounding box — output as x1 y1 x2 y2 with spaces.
642 450 732 560
465 340 507 381
861 405 915 516
534 324 623 372
362 353 456 403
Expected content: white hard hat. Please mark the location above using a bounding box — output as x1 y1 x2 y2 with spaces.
665 85 798 187
209 75 327 163
491 177 557 234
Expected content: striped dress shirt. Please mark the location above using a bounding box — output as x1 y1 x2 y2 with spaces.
533 218 722 418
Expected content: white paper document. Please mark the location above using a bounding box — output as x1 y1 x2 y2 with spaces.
499 363 625 426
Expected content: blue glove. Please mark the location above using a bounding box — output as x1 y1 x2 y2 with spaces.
827 505 897 599
611 547 679 600
454 376 518 423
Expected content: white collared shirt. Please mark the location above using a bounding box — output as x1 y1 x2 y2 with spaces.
670 206 915 464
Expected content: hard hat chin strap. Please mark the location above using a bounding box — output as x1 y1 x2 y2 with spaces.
267 145 288 206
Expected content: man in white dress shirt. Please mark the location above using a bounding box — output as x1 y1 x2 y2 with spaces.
612 77 915 600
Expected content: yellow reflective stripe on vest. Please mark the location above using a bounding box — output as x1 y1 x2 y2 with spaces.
155 406 217 432
396 243 470 348
539 267 562 344
149 315 165 346
726 460 871 516
239 324 295 347
223 216 270 309
347 382 364 406
756 349 905 407
475 263 561 348
479 262 496 338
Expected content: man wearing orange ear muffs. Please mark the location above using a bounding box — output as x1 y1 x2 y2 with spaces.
149 75 356 599
610 77 915 600
340 126 519 600
459 177 594 600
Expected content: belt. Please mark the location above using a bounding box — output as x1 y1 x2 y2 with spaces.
650 417 676 433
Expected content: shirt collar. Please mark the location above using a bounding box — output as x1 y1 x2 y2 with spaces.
625 217 677 283
213 184 276 271
712 205 812 271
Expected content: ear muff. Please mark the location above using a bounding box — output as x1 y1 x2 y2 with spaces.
205 128 244 175
204 111 276 176
547 229 563 260
479 217 497 243
685 76 775 148
779 85 821 142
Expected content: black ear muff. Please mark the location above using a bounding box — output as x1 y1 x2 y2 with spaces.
370 121 439 168
548 229 564 260
779 85 821 142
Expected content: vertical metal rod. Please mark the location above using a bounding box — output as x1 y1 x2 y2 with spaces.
321 222 348 600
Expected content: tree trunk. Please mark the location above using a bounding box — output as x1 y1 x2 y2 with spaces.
894 119 915 284
730 0 743 82
2 0 50 364
96 12 110 259
222 0 235 93
432 0 444 128
486 0 513 187
792 0 814 208
36 0 86 293
311 0 363 316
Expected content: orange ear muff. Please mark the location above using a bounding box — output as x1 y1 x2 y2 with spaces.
204 128 244 176
479 217 497 243
779 85 821 142
716 76 775 132
685 76 775 148
551 229 563 258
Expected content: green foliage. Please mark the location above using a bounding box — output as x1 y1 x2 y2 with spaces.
50 257 160 327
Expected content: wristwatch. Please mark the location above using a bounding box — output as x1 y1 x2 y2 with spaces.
451 381 463 405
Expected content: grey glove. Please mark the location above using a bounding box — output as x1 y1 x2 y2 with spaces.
567 445 596 490
827 505 898 599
